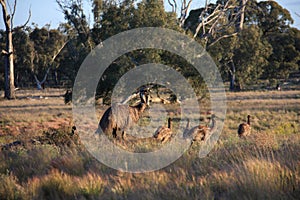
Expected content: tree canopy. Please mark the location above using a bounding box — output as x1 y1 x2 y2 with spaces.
0 0 299 97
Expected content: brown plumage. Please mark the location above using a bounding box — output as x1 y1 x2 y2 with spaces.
183 114 216 144
97 89 149 139
238 115 251 138
154 117 172 143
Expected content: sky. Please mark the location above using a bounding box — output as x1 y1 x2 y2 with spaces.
0 0 299 30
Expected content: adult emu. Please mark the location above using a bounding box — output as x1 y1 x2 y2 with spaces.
97 88 150 140
183 114 216 145
153 117 172 144
238 115 251 138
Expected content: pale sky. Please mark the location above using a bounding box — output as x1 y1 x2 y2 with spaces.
0 0 299 29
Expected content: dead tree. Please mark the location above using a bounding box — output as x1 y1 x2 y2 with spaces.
32 40 68 89
179 0 249 49
0 0 30 99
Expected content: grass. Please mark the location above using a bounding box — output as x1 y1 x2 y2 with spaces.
0 88 299 199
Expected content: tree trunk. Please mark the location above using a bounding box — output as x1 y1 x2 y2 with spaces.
6 29 15 98
229 61 236 91
1 0 15 99
238 0 247 31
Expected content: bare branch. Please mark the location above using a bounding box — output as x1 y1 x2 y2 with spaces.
41 68 51 84
167 0 176 13
11 0 17 21
207 32 238 48
31 39 68 90
179 0 193 27
17 8 31 29
51 40 69 63
194 3 222 38
0 0 10 30
122 93 139 104
1 49 8 55
190 0 248 48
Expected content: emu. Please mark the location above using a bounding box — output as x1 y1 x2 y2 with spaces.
97 89 150 140
64 89 72 104
183 114 216 145
238 115 251 138
153 117 172 144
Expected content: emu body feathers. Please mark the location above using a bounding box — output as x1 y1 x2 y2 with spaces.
154 118 172 143
97 90 149 139
183 114 216 143
238 115 251 138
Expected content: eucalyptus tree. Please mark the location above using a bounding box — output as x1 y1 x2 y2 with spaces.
255 1 300 80
29 27 67 89
92 0 183 100
0 0 30 98
12 27 34 87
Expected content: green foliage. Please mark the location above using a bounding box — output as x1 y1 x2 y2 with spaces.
274 122 298 135
0 0 300 93
12 28 34 88
263 28 300 79
233 25 272 88
29 27 66 75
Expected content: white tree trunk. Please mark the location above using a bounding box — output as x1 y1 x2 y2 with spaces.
1 0 15 99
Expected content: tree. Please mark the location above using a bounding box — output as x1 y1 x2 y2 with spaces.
189 0 299 90
232 25 272 89
56 0 93 50
183 0 249 48
0 0 30 99
1 0 16 99
256 1 299 80
29 27 67 89
12 27 34 87
183 0 252 90
58 0 186 100
263 28 300 79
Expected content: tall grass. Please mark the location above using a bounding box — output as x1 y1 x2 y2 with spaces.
0 137 298 199
0 90 299 199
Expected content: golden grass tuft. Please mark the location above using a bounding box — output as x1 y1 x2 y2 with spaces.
210 158 299 199
0 173 25 200
0 89 299 199
26 170 105 200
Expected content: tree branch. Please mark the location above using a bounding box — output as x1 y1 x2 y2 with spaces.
51 40 69 63
179 0 193 27
18 8 31 29
167 0 177 13
207 32 238 48
191 0 248 48
0 0 10 30
10 0 17 28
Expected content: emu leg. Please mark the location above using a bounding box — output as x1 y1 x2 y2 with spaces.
201 133 206 141
112 128 117 138
122 131 126 140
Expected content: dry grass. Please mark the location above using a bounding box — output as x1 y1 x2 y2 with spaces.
0 88 299 199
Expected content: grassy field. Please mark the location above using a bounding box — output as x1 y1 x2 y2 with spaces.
0 88 299 199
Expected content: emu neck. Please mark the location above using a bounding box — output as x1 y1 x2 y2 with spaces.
186 119 190 130
168 118 172 129
136 103 147 114
210 116 216 131
247 116 250 125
